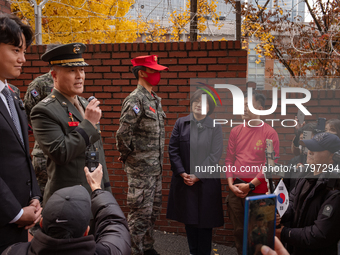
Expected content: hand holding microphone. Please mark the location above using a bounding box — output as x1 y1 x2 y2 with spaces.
85 96 101 127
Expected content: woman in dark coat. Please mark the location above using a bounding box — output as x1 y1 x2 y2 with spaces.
166 89 224 255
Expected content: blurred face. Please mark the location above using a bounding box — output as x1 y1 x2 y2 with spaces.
243 96 262 121
52 66 85 97
307 149 333 168
0 34 26 83
192 96 209 116
325 124 337 135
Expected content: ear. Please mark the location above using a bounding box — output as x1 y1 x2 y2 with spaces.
39 217 43 229
84 226 90 236
51 70 57 80
138 70 147 78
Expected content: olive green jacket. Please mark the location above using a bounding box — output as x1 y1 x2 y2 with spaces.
31 89 111 205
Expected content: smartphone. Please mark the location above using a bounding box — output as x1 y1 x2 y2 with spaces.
302 131 312 154
315 117 326 133
243 194 277 255
297 109 305 125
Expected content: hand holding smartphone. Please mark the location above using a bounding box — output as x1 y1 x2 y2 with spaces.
243 194 277 255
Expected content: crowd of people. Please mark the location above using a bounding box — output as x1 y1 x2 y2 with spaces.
1 12 340 255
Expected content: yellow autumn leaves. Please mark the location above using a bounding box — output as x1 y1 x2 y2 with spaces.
11 0 222 44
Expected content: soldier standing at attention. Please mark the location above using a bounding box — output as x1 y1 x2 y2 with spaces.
24 44 58 198
30 43 112 206
116 55 168 255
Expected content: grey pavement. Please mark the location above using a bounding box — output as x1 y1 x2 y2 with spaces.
154 230 238 255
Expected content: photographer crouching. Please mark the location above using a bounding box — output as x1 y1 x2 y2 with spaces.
276 132 340 255
2 164 131 255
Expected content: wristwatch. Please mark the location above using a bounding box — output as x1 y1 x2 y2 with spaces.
248 182 255 191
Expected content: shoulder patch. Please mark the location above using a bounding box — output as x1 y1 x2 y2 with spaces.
30 89 39 98
322 204 333 217
133 105 140 114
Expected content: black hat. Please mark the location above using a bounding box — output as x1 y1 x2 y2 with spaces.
41 43 88 67
300 132 340 153
42 185 91 238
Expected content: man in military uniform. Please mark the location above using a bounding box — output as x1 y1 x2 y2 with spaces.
116 55 168 255
24 44 58 197
30 43 111 206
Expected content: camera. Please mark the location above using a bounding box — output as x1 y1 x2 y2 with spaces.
85 146 99 172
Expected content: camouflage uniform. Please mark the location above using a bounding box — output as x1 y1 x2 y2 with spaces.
116 84 165 255
23 72 53 196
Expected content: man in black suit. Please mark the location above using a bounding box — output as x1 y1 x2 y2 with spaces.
0 14 42 253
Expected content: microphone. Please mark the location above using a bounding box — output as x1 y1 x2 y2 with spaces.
88 96 96 102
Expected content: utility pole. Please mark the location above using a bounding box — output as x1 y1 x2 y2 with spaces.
189 0 197 41
32 0 49 45
236 0 241 41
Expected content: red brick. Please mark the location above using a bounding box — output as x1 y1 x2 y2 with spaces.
159 58 177 65
86 73 102 79
197 72 216 78
208 65 227 71
104 73 120 79
103 59 120 65
228 41 234 49
189 51 208 57
178 58 196 64
209 50 228 57
93 53 111 59
94 66 111 72
188 65 207 71
23 67 40 73
162 73 178 78
169 51 187 58
112 52 129 58
111 66 129 72
198 58 217 64
228 50 247 57
178 72 196 78
228 64 247 71
169 93 188 99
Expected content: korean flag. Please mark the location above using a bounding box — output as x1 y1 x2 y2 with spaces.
274 179 289 217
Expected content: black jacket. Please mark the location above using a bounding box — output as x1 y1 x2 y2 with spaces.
281 173 340 255
2 190 131 255
166 115 224 228
0 85 41 253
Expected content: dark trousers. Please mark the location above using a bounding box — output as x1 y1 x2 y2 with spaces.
185 225 212 255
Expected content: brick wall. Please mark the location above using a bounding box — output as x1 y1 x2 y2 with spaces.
9 41 340 246
0 0 11 14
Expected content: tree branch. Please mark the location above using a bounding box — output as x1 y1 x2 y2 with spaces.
304 0 323 33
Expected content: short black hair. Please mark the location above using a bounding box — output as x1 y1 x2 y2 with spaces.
132 66 146 79
191 89 216 116
0 14 33 48
297 122 317 137
244 91 266 108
